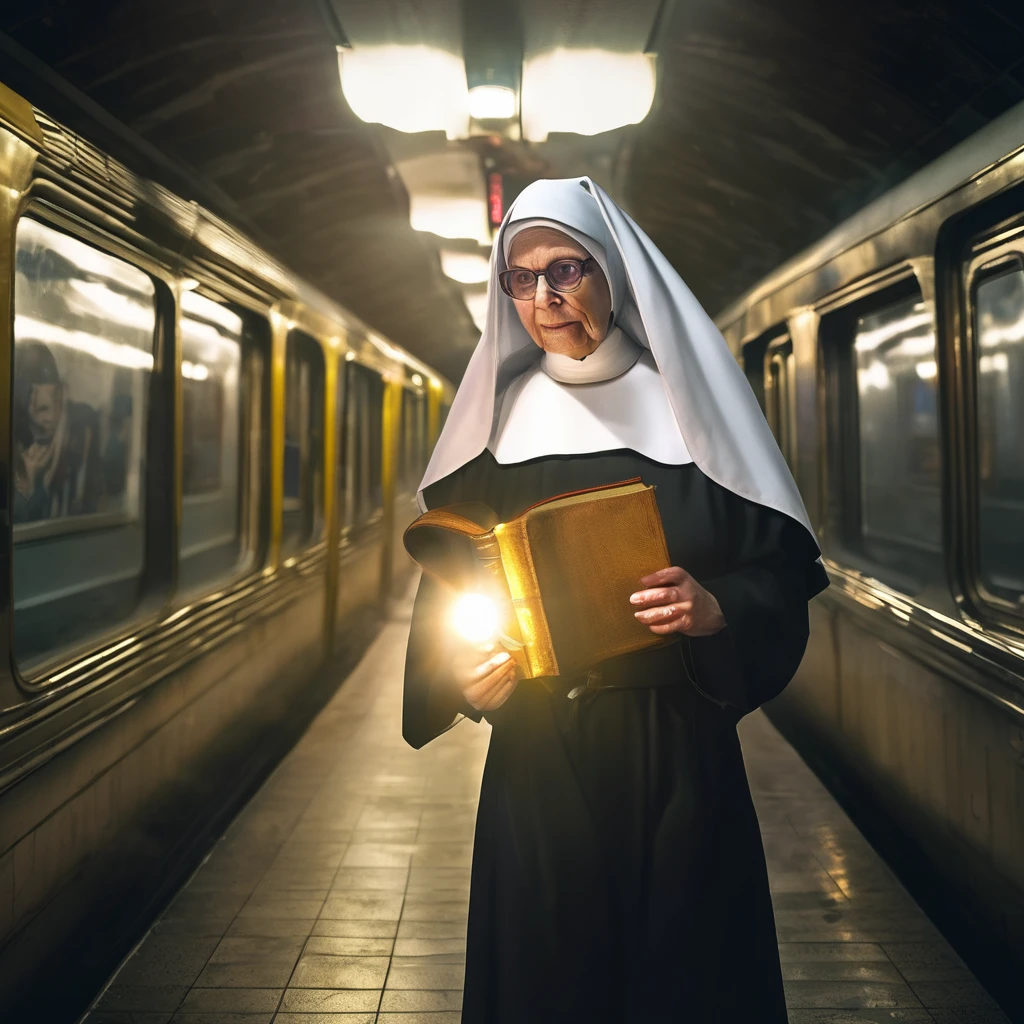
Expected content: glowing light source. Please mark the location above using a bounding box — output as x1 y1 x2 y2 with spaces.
887 334 936 359
450 592 501 646
181 290 244 335
345 350 356 361
338 46 469 139
980 318 1024 347
180 277 199 291
857 360 891 391
854 305 932 353
397 152 493 245
16 315 155 370
915 360 938 380
409 195 491 243
979 352 1009 374
469 85 516 120
182 359 210 381
440 250 490 284
411 373 423 386
521 50 657 142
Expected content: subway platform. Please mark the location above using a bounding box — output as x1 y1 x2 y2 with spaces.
82 586 1010 1024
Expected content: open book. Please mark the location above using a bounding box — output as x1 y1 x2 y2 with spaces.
403 478 677 679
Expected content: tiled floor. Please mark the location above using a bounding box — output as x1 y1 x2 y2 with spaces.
82 584 1010 1024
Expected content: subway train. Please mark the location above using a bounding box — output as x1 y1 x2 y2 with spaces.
717 101 1024 1007
0 80 453 1015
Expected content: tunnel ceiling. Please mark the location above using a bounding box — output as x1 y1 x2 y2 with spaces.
2 1 1023 384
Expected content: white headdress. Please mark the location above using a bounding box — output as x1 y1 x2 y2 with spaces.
418 176 815 539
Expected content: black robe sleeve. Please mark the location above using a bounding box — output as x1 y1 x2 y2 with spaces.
686 495 829 716
403 558 487 750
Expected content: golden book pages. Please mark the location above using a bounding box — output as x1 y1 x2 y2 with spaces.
403 478 677 680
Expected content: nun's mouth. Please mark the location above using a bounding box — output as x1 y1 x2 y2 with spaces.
539 321 579 332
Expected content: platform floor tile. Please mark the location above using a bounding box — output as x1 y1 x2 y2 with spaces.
83 585 1009 1023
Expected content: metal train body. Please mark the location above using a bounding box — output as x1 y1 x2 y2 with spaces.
717 100 1024 985
0 82 453 1009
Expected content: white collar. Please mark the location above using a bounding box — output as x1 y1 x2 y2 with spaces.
488 348 693 466
541 327 643 384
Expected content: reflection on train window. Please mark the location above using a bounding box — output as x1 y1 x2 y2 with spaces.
281 331 324 555
178 291 246 593
973 261 1024 602
824 285 942 594
344 362 385 531
764 335 797 470
12 217 156 671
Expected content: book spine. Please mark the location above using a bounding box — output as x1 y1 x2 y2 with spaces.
493 519 558 678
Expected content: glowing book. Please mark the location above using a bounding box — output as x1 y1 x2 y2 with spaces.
403 478 677 679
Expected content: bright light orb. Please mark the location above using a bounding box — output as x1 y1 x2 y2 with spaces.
451 592 501 646
338 45 469 139
521 50 657 142
468 85 516 121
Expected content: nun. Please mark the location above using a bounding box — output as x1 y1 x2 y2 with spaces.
403 176 828 1023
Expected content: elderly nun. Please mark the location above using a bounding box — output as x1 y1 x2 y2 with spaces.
403 177 828 1023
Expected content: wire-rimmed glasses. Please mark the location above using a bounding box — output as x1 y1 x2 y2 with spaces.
498 257 595 300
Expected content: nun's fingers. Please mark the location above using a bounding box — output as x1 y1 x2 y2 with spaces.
463 659 517 709
638 565 691 589
453 648 509 689
634 602 690 633
629 585 690 609
476 674 519 711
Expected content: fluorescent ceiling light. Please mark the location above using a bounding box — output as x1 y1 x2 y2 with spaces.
338 45 469 139
853 308 932 353
16 315 155 371
857 361 891 391
410 196 490 244
464 291 489 332
440 250 491 284
521 50 657 142
469 85 516 120
396 152 492 245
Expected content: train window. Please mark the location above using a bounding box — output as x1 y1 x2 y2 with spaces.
972 258 1024 603
12 217 157 672
345 362 385 530
177 291 251 593
764 335 797 471
822 281 943 594
399 388 427 494
335 356 349 538
741 334 770 413
281 331 325 555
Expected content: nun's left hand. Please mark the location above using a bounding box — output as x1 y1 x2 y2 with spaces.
629 566 726 637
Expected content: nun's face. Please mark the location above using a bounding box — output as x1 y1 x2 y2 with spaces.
507 227 612 358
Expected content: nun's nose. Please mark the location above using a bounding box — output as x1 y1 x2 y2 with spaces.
533 277 560 307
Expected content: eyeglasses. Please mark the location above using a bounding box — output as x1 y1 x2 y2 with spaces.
498 257 595 300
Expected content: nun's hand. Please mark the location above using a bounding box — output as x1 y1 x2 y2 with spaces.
452 644 518 711
629 566 726 637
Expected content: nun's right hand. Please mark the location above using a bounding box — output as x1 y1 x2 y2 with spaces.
452 645 518 711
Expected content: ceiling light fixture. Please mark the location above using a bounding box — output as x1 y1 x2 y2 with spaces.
396 152 492 245
409 196 491 244
468 85 516 120
337 45 469 139
440 250 491 284
521 49 657 142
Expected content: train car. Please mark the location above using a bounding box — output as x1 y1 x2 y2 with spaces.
0 80 453 1015
717 100 1024 1003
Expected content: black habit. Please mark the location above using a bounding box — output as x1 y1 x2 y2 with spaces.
404 448 829 1024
